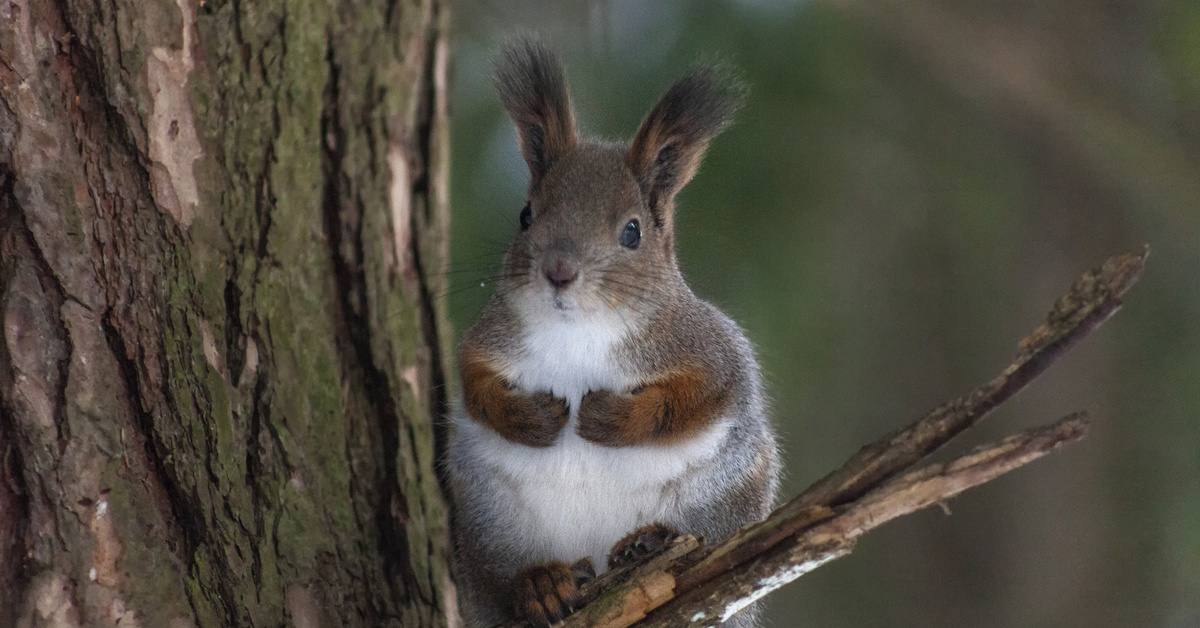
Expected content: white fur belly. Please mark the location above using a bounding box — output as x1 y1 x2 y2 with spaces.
461 418 730 570
468 305 728 569
506 310 633 411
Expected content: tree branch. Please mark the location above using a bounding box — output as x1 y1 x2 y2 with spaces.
649 413 1089 627
499 246 1146 628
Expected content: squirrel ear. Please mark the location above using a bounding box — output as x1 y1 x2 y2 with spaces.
627 65 745 226
493 39 578 185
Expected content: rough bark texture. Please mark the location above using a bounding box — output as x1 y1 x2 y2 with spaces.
0 0 453 626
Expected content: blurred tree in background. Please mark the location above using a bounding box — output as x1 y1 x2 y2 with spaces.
447 1 1199 627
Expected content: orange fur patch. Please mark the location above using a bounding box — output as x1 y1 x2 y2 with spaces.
460 346 569 447
577 365 730 447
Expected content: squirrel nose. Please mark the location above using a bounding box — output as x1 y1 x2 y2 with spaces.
544 260 579 289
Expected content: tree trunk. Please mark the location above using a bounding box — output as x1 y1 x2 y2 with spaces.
0 0 453 626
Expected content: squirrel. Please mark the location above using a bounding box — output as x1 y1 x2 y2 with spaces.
446 39 779 628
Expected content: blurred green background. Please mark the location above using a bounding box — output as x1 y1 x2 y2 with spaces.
445 1 1199 626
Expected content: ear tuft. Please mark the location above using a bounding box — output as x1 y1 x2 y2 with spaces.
627 64 746 222
493 38 578 184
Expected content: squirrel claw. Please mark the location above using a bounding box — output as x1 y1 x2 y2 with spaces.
511 560 590 626
607 522 681 569
571 556 596 583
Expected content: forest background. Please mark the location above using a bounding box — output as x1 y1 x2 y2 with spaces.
447 2 1200 627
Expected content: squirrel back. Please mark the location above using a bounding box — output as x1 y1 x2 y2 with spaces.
447 39 778 627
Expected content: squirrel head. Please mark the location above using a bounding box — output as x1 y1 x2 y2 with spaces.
492 39 744 323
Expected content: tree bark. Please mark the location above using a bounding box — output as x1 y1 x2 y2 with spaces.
0 0 453 626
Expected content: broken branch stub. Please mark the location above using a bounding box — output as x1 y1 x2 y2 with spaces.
791 245 1145 510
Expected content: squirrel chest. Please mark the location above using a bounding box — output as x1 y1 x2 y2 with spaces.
461 311 732 571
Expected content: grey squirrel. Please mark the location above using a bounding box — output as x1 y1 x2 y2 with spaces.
446 39 779 627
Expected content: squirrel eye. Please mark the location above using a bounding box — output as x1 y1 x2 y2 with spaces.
519 203 532 231
620 219 641 249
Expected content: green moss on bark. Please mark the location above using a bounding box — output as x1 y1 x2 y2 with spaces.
1 0 451 624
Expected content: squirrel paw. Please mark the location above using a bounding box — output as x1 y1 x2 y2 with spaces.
511 558 595 626
513 391 570 447
607 522 681 570
577 389 637 447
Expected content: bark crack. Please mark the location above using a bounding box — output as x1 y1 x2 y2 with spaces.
245 371 269 586
0 164 37 628
413 0 448 460
320 35 415 616
0 159 80 574
409 15 452 605
98 313 236 623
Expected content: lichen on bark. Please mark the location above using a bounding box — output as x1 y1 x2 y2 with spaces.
0 0 453 626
